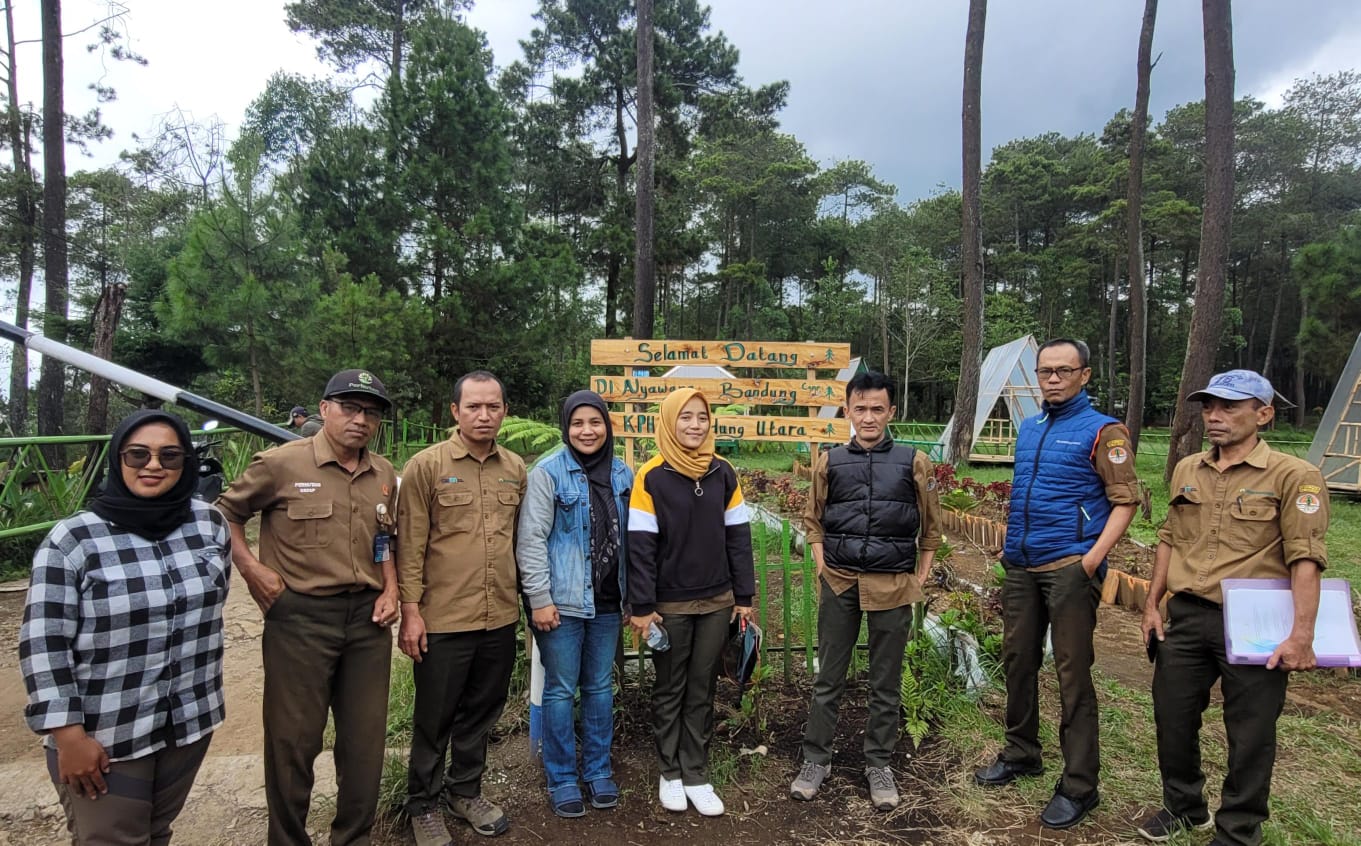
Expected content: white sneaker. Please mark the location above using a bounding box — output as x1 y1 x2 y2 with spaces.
683 783 725 817
658 776 686 812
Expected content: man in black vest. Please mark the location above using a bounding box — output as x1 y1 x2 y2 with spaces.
790 371 943 810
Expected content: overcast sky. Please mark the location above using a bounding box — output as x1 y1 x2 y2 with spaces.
13 0 1361 204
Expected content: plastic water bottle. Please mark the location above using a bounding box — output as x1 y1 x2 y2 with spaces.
647 621 671 652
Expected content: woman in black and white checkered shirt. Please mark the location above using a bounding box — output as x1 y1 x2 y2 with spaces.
20 409 231 846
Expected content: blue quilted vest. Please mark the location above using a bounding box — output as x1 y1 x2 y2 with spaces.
1002 390 1118 568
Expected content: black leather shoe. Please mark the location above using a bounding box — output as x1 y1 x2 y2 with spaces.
973 757 1044 787
1040 789 1100 829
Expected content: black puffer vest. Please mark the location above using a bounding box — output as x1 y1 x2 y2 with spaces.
821 439 920 573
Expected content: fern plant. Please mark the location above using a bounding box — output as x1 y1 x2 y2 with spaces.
498 417 562 457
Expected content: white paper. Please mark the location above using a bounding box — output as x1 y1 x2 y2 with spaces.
1225 588 1361 659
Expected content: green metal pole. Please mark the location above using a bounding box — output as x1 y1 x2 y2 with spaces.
802 525 814 674
755 521 768 637
781 518 793 684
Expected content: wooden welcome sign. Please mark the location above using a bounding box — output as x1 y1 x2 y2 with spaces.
590 339 853 465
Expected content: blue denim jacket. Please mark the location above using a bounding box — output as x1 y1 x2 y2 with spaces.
516 447 632 618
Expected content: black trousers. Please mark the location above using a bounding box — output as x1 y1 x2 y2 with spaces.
652 607 730 785
262 589 391 846
405 623 517 815
1153 594 1289 846
1000 561 1101 799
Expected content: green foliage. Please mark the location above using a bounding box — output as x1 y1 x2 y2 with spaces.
498 417 562 457
21 0 1361 441
939 489 980 514
159 140 319 413
1294 224 1361 380
900 604 997 750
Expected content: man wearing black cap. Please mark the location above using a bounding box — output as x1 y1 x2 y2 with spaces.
291 405 323 437
1136 369 1329 846
218 369 400 846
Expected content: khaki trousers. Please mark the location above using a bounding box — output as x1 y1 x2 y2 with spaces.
50 732 212 846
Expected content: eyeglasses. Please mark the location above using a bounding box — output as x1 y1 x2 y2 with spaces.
120 447 187 470
329 399 385 422
1035 366 1085 380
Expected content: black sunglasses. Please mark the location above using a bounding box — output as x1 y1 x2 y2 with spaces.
120 447 188 470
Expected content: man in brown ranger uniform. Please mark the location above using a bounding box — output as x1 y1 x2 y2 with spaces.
218 369 399 846
397 371 526 846
1136 369 1328 846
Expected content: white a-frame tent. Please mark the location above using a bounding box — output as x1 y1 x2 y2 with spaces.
1308 332 1361 492
936 334 1043 463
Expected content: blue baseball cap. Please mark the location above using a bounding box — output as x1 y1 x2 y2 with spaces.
1188 369 1274 406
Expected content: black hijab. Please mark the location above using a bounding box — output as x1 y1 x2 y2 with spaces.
561 391 621 608
90 409 200 541
561 390 615 485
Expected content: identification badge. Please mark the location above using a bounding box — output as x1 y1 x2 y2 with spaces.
374 502 394 564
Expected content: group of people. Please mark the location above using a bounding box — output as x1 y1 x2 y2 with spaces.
963 340 1329 846
18 339 1330 846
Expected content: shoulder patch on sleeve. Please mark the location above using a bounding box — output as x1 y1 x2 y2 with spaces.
1295 492 1322 514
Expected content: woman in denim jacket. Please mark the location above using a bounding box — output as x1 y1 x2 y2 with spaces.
516 390 632 818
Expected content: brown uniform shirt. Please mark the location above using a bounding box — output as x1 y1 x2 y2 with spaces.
1027 422 1143 573
1158 438 1329 605
804 444 944 611
397 431 527 634
216 434 399 596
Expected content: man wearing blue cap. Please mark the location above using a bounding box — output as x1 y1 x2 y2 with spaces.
1136 369 1329 846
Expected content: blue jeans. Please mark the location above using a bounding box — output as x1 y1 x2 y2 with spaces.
535 612 621 792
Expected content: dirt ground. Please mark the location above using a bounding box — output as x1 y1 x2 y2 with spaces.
2 543 1357 846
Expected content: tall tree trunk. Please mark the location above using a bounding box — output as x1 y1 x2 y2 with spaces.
1293 356 1306 425
948 0 987 466
391 0 405 84
879 286 890 376
1125 0 1157 449
902 274 913 421
5 0 36 435
38 0 68 444
608 83 632 338
1165 0 1234 481
84 284 127 435
631 0 656 340
1107 260 1119 416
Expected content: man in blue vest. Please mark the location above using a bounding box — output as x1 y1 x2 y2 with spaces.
974 339 1140 830
789 371 943 811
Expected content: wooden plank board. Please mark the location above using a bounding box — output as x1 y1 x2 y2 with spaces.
590 376 845 407
591 339 850 369
611 412 850 444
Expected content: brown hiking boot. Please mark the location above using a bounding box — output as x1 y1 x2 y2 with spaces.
411 811 453 846
446 793 509 836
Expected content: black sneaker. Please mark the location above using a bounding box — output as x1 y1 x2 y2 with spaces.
1136 807 1213 842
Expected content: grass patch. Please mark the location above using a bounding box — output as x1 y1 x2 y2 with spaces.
378 659 416 819
730 450 797 473
938 667 1361 845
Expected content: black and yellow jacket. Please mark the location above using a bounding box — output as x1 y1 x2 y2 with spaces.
626 455 755 617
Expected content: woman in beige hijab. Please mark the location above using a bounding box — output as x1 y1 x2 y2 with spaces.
626 388 756 817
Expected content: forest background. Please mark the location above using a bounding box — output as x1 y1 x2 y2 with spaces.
3 0 1361 436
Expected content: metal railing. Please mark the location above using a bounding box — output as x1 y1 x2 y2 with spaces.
0 421 457 543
